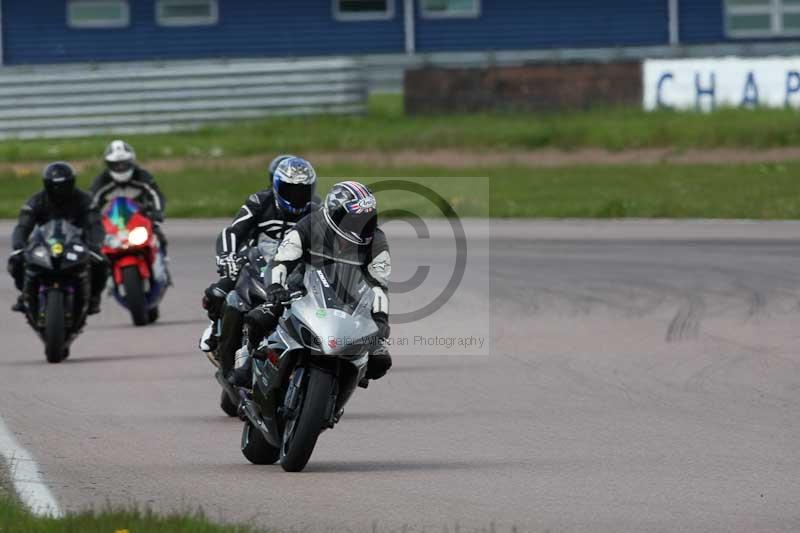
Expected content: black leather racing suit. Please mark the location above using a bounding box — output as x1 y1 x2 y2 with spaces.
89 167 168 252
9 189 107 302
207 189 320 377
247 208 393 379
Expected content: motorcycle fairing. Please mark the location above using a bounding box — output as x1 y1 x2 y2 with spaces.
101 197 167 311
289 266 378 357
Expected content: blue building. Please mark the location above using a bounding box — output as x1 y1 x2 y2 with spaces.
0 0 798 66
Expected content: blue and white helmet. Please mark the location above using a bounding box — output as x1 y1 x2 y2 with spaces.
273 157 317 215
268 154 295 180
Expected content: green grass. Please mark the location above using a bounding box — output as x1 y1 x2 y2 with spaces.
0 493 266 533
2 95 800 162
488 162 800 218
3 162 800 219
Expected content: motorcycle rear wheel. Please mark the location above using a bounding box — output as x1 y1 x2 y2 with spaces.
122 266 148 326
241 421 279 465
220 389 239 417
280 368 335 472
44 291 66 364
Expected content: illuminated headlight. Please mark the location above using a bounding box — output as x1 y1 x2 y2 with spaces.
128 226 149 246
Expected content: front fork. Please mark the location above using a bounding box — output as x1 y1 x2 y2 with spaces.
35 285 75 329
282 364 342 430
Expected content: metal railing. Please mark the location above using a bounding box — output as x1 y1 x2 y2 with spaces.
0 58 367 139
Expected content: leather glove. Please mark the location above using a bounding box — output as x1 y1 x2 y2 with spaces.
265 283 290 306
218 253 241 279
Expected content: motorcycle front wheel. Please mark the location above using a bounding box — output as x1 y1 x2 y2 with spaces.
280 368 335 472
43 290 66 364
122 265 148 326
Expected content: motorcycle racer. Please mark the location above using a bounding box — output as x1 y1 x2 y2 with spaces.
200 156 320 385
90 140 169 256
8 162 107 314
246 181 393 382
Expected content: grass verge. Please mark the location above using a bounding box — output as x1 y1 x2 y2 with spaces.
3 161 799 219
2 95 800 163
0 493 265 533
0 457 265 532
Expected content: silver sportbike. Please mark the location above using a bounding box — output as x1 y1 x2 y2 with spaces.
239 262 379 472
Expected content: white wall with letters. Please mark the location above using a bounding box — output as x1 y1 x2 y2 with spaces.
643 57 800 111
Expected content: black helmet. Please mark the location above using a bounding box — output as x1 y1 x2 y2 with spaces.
323 181 377 245
273 157 317 215
268 154 296 181
43 162 77 204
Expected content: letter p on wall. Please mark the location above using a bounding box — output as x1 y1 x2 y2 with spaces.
786 71 800 106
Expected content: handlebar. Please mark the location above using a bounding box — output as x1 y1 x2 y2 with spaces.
263 290 304 309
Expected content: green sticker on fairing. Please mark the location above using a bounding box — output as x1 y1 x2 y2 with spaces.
316 309 327 318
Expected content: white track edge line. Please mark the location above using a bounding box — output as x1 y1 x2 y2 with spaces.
0 416 63 517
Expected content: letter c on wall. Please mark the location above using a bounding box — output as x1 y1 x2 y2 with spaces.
656 72 674 109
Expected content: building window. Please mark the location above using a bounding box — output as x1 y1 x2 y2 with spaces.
156 0 218 27
67 0 130 28
420 0 480 18
334 0 394 21
725 0 800 37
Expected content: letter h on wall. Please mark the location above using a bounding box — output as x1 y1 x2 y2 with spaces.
695 72 716 111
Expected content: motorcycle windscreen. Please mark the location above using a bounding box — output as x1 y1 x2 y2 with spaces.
32 219 84 246
104 197 141 231
27 219 88 268
310 262 373 314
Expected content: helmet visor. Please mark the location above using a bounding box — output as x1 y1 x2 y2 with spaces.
338 211 377 244
45 179 75 201
277 181 314 210
107 160 133 174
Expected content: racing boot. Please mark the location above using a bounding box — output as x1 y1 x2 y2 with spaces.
88 296 101 315
229 345 252 388
365 345 392 381
199 321 220 367
11 294 25 313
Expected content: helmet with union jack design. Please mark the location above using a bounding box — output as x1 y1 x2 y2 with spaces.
323 181 378 245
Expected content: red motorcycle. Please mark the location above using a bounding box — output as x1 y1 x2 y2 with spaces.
101 197 168 326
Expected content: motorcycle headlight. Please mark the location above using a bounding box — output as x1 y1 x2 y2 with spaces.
30 245 51 268
128 227 149 246
33 245 49 260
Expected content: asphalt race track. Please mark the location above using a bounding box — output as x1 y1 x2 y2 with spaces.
1 219 799 533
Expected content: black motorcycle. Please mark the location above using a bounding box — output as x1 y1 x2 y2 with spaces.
214 241 275 417
21 220 91 363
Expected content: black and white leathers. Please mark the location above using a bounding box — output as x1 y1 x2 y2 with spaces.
216 189 321 262
271 208 391 316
